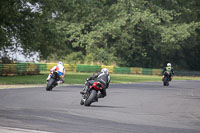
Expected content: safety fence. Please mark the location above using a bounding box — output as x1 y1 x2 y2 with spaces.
0 63 40 76
0 63 200 76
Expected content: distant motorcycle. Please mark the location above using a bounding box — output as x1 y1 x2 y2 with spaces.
80 81 103 106
46 71 60 91
163 72 171 86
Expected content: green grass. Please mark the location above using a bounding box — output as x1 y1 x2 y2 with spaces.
0 72 200 85
111 74 200 83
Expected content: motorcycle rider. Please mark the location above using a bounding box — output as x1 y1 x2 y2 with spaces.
46 61 66 85
80 68 110 100
162 63 174 81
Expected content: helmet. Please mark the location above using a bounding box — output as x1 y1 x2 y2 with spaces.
167 63 171 67
101 68 109 74
58 61 63 66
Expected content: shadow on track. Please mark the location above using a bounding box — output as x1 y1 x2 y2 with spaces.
50 89 70 92
89 105 125 108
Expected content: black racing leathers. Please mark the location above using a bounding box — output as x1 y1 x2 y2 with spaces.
86 72 110 97
162 66 174 81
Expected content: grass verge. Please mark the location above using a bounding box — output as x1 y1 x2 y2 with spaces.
0 72 200 85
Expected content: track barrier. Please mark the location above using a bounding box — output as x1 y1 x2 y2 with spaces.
0 63 199 76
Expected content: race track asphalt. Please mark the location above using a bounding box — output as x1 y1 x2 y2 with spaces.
0 80 200 133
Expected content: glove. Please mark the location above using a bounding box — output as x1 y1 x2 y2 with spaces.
85 79 89 84
50 69 55 74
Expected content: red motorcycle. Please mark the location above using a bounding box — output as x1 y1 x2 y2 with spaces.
80 81 103 106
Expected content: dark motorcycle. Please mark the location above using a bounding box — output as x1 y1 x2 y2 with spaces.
80 81 103 106
163 72 171 86
46 71 60 91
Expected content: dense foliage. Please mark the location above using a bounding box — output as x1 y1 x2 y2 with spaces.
0 0 200 70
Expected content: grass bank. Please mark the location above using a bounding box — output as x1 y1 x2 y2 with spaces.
0 72 200 85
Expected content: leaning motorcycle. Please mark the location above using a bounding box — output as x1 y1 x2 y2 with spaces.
80 81 103 106
46 71 60 91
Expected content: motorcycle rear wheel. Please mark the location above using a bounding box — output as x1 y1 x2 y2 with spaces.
84 90 97 106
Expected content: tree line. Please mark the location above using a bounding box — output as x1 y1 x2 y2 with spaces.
0 0 200 70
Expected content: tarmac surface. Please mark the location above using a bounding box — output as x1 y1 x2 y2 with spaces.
0 80 200 133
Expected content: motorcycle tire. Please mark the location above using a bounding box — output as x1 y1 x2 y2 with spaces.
84 90 97 106
163 77 168 86
46 78 55 91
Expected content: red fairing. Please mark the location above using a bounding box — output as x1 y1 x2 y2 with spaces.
92 82 103 90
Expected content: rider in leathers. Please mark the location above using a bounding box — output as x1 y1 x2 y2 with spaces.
81 68 110 99
162 63 174 81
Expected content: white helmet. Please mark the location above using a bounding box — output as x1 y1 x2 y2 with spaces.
167 63 171 67
58 61 63 66
101 68 109 74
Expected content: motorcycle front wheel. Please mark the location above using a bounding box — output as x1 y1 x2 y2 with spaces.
163 77 169 86
46 78 55 91
84 90 97 106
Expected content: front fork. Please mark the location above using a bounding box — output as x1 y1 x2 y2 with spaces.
82 86 92 100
